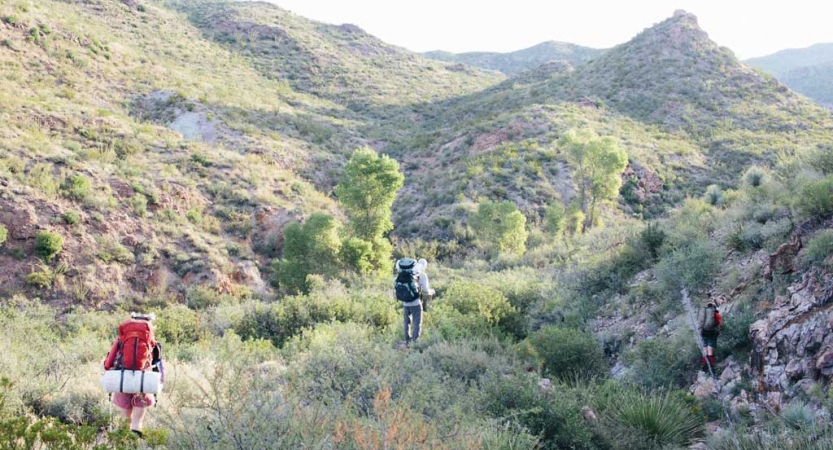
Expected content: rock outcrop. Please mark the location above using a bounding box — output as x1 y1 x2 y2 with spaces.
750 269 833 402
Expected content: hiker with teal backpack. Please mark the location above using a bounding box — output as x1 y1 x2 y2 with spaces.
699 301 723 371
395 258 434 346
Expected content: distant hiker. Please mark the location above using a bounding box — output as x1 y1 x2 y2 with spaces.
102 312 164 438
699 301 723 371
395 258 435 346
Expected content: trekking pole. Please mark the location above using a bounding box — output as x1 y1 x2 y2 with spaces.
681 289 742 450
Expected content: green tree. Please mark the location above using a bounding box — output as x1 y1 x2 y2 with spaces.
334 147 404 272
272 213 342 294
470 200 528 255
560 130 628 231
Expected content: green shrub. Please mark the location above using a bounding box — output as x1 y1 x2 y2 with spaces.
655 239 722 296
339 236 374 274
718 302 756 359
530 326 607 381
743 166 768 188
236 288 395 348
0 225 6 246
131 193 148 217
794 176 833 221
154 304 199 344
35 231 63 262
40 390 103 425
802 229 833 269
602 389 703 449
781 400 816 431
272 213 342 294
625 334 700 389
64 173 91 201
61 211 81 225
703 184 724 207
25 270 53 289
470 200 528 255
481 375 596 450
442 281 517 332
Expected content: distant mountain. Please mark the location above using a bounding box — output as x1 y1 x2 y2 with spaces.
745 43 833 76
780 61 833 107
554 10 819 131
745 43 833 108
424 41 604 75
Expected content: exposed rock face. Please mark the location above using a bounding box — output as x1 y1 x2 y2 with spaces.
750 270 833 396
621 162 663 203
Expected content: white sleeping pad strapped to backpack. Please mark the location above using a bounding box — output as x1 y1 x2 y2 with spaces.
100 369 162 394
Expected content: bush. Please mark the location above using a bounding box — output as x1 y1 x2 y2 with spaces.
602 389 703 449
781 400 816 430
530 326 607 381
339 237 374 274
155 304 199 344
40 389 103 425
703 184 724 207
272 213 342 294
794 176 833 221
35 231 63 262
442 281 517 332
481 375 596 450
718 302 756 359
64 173 91 201
26 270 53 289
802 229 833 269
625 335 700 389
470 200 528 255
236 288 395 348
742 166 769 188
61 211 81 225
0 224 6 246
655 239 722 296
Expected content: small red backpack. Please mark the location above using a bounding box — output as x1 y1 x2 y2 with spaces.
115 319 155 371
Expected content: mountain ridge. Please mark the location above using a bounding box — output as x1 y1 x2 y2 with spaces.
424 40 604 75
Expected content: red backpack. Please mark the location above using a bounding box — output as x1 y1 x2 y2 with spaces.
114 319 155 371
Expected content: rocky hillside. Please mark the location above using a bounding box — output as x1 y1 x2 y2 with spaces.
390 10 833 238
0 0 496 307
424 41 603 75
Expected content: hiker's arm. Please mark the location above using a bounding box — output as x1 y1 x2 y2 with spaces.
103 339 119 370
716 311 723 329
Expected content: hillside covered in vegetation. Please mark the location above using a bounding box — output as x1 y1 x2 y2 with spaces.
1 1 833 449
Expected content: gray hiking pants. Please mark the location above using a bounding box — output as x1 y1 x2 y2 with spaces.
404 304 422 343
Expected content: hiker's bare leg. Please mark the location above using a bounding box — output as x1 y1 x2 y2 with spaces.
116 406 132 419
130 406 147 431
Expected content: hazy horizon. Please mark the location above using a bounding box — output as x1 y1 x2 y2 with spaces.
266 0 833 59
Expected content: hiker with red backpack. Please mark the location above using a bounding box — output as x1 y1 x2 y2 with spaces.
102 312 164 438
395 258 434 346
699 301 723 371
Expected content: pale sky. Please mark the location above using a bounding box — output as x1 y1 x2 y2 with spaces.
265 0 833 59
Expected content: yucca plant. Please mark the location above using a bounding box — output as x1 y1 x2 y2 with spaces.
606 389 704 448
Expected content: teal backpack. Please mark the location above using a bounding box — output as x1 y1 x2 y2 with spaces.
394 258 421 302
